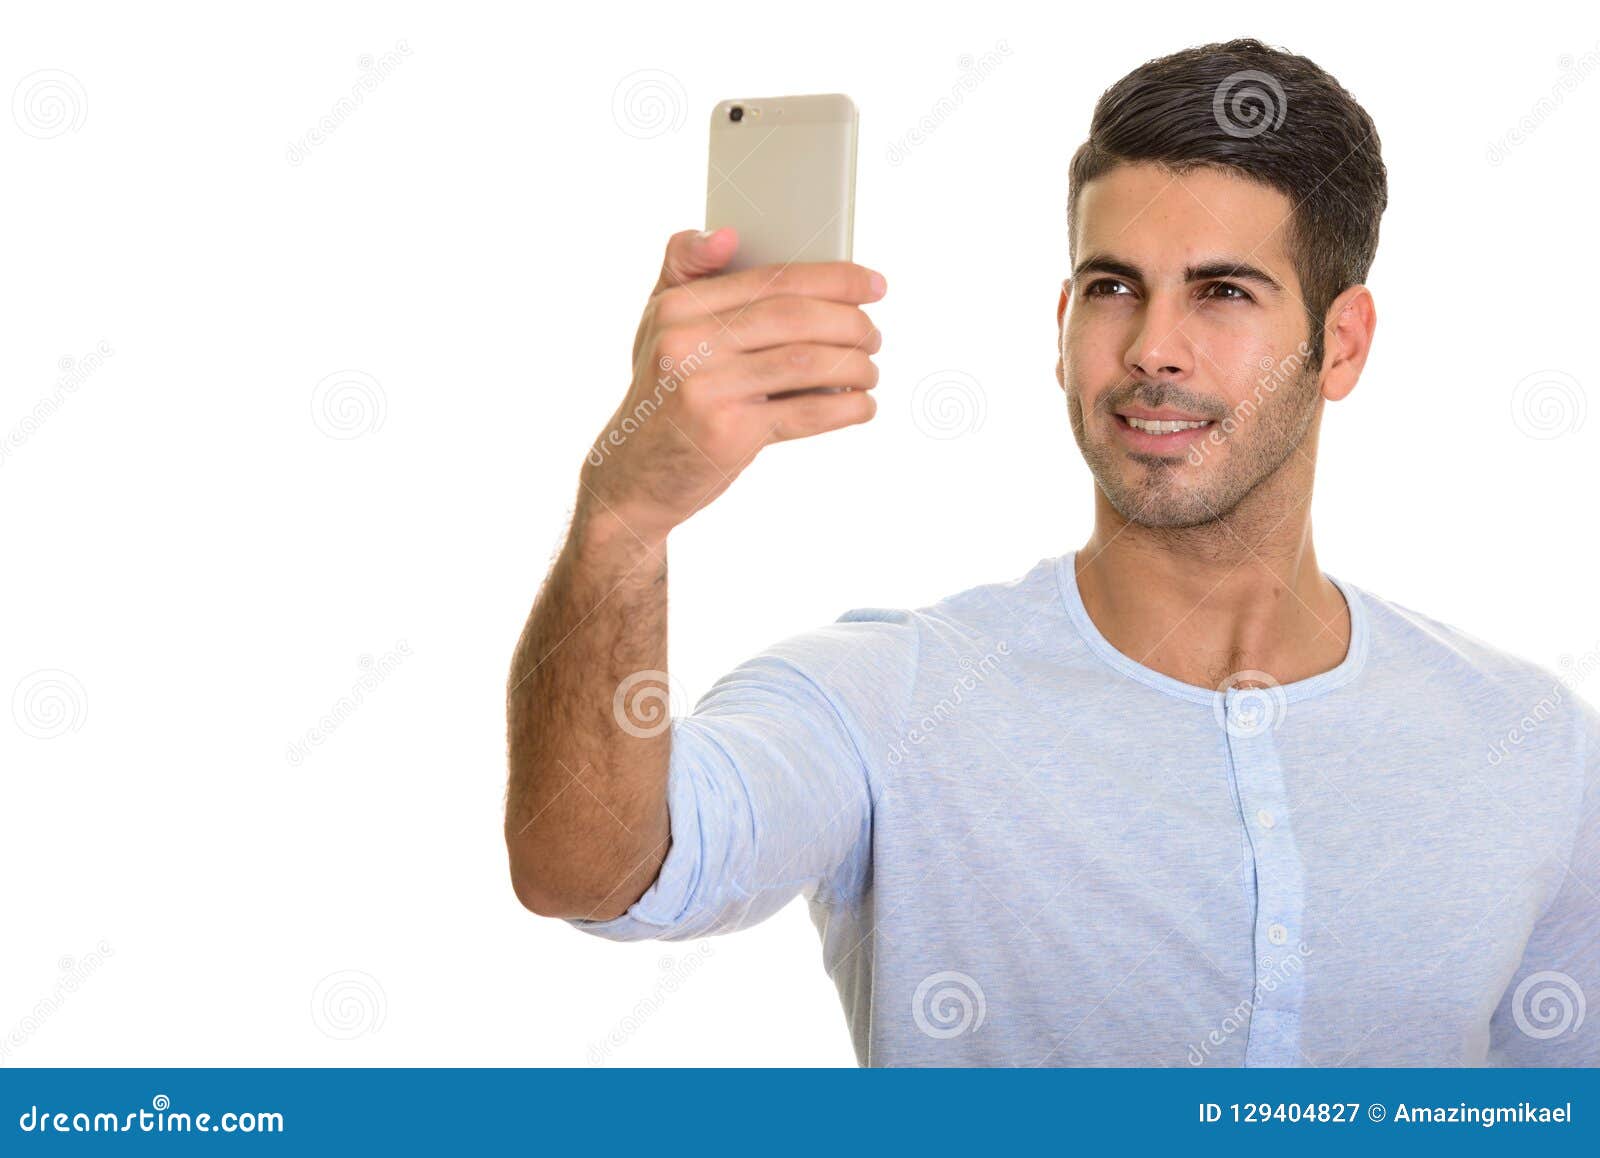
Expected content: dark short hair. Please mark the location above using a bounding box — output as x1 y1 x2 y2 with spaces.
1068 38 1387 365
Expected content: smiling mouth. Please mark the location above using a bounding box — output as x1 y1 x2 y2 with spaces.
1115 413 1216 434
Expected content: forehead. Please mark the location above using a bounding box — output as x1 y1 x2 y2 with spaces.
1075 161 1295 278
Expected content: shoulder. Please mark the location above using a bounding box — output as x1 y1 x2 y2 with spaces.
1344 576 1600 761
730 555 1066 711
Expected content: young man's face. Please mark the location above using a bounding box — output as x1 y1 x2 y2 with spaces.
1058 161 1324 530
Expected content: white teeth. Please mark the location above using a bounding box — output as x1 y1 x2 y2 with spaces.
1124 415 1210 434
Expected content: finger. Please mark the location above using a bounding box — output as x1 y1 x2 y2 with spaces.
652 227 739 296
655 259 886 322
703 344 879 402
694 297 881 356
762 384 878 442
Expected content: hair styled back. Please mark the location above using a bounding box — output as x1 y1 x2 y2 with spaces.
1068 38 1387 364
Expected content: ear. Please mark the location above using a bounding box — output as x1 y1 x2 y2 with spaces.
1319 285 1376 403
1056 281 1071 390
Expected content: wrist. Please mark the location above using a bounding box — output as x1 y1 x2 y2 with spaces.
571 501 671 560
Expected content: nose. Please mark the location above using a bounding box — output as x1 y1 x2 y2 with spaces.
1124 291 1195 380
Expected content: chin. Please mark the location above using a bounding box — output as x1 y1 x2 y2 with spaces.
1105 483 1230 530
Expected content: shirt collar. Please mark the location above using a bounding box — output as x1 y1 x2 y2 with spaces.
1054 550 1370 706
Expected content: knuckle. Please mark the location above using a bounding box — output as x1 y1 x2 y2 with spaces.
653 326 698 366
651 284 691 322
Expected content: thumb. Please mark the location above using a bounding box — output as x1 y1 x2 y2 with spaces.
653 227 739 294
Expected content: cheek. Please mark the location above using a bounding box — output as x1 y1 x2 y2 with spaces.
1063 311 1123 378
1190 311 1297 381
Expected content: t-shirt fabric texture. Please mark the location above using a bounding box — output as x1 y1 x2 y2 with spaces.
567 551 1600 1067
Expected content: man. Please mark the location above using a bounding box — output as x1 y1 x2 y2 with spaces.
505 38 1599 1066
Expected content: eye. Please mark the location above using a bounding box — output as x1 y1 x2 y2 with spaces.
1083 278 1133 299
1201 281 1252 303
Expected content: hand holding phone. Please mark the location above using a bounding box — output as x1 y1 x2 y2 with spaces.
577 228 884 543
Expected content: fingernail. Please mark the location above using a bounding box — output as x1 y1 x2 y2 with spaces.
868 272 887 296
696 228 719 241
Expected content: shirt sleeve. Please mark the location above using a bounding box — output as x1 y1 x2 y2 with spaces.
1487 696 1600 1065
564 607 919 942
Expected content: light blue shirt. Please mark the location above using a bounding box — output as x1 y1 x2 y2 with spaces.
568 551 1600 1067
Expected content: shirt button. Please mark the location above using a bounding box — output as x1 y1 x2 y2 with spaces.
1256 809 1276 829
1267 923 1289 945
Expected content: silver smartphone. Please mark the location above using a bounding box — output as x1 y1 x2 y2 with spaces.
705 93 858 275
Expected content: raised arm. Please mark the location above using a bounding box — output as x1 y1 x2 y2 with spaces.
504 227 886 921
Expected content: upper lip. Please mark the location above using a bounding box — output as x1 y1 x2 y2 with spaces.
1114 406 1214 423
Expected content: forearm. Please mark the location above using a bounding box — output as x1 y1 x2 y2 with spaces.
504 500 671 919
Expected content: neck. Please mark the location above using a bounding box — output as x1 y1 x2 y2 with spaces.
1073 451 1350 692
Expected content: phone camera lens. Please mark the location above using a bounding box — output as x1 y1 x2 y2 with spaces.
729 106 744 123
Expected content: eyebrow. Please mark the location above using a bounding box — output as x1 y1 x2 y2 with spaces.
1072 253 1285 295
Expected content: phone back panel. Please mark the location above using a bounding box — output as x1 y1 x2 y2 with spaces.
706 93 857 274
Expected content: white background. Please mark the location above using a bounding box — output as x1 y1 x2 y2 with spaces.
3 0 1597 1067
